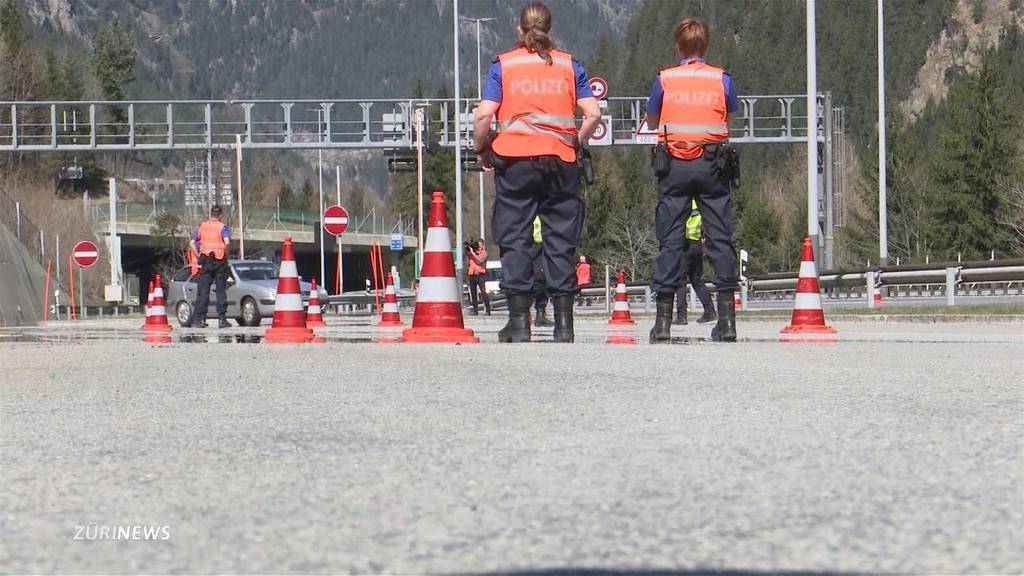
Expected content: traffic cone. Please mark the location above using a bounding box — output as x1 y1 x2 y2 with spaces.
142 274 172 332
402 190 478 343
608 270 636 325
378 272 404 326
780 236 837 342
305 278 326 327
873 284 883 304
265 236 315 343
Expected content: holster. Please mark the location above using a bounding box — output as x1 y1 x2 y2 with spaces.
651 143 671 177
577 146 595 185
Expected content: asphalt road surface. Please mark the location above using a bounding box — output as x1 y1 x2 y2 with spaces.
1 318 1021 574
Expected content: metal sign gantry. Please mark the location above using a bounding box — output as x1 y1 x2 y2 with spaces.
0 95 833 151
0 94 845 267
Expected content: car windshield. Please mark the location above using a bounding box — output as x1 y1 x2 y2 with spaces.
234 263 278 280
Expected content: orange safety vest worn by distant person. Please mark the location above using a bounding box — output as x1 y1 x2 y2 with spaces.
467 247 487 276
197 219 227 260
492 47 578 163
658 60 729 160
576 261 591 286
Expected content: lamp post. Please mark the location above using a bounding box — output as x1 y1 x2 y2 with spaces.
878 0 888 266
461 15 496 242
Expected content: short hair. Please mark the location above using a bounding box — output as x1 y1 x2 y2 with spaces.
674 18 709 57
210 205 223 217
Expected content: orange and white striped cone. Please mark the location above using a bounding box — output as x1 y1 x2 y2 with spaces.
143 274 173 332
265 236 315 343
608 270 636 325
141 280 154 328
780 236 837 342
305 278 326 328
402 190 478 343
378 272 404 326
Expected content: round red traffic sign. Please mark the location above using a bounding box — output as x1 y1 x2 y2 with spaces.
323 205 349 236
589 76 608 100
72 240 98 268
592 120 608 140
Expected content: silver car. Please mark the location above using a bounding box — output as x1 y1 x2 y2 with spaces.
167 259 328 327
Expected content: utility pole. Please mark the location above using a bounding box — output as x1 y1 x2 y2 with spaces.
462 16 496 242
453 0 465 277
878 0 889 266
806 0 820 265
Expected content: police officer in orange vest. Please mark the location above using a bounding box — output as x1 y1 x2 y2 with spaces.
188 205 231 328
473 2 601 343
465 238 491 316
646 17 740 343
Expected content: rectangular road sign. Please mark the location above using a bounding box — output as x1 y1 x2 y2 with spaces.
390 233 403 251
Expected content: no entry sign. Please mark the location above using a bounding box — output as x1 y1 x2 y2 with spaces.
589 76 608 100
72 240 98 268
323 205 349 236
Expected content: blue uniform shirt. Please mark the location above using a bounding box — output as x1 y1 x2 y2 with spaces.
481 53 594 103
192 223 230 251
646 57 738 118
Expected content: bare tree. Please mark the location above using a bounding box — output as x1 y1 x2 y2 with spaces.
995 175 1024 251
597 210 656 282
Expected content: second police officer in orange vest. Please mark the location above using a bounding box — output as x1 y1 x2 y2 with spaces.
473 2 601 343
188 204 231 328
646 17 741 343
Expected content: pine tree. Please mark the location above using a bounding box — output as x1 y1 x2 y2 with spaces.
91 15 136 128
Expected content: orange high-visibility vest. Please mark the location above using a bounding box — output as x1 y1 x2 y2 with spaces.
467 247 486 276
197 219 227 260
576 261 592 286
492 47 578 163
658 60 729 160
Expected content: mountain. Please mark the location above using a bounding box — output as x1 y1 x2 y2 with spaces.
21 0 636 100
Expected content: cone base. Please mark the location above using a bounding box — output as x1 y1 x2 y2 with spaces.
142 323 173 332
306 319 327 327
401 326 479 343
608 318 636 325
780 323 837 343
264 326 315 343
379 318 405 326
142 334 173 344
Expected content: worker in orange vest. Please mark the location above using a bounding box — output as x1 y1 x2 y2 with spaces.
473 2 601 343
188 205 231 328
465 238 491 316
646 17 740 343
574 255 592 306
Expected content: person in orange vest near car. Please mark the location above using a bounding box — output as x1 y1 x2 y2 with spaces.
574 254 592 305
465 238 491 316
473 2 601 343
646 17 740 343
188 205 231 328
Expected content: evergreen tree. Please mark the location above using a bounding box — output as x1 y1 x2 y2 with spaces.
927 51 1015 259
91 15 136 127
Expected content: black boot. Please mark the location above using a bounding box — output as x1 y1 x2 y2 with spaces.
696 306 717 324
534 307 554 327
552 295 574 343
498 294 532 343
649 293 674 344
218 315 231 329
711 291 737 342
672 310 688 325
190 313 207 328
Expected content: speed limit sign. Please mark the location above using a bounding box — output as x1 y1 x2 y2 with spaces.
588 116 613 146
589 77 608 100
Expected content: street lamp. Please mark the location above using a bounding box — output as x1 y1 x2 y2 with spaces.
460 15 496 242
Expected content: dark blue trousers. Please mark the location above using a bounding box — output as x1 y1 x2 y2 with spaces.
652 158 737 295
493 158 583 296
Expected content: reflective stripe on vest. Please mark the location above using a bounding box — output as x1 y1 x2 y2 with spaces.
532 215 543 244
197 219 226 260
685 199 702 241
658 61 729 160
493 47 578 163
